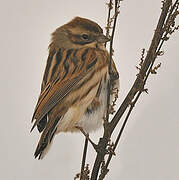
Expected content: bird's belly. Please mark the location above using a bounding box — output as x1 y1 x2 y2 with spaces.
56 67 108 133
56 82 100 133
77 77 108 133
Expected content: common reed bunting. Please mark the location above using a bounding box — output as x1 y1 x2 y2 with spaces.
31 17 119 159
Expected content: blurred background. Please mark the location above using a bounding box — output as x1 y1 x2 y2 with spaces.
0 0 179 179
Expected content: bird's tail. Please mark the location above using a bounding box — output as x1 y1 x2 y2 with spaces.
34 117 61 159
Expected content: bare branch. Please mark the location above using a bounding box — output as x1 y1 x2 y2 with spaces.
91 0 122 179
80 137 89 180
90 0 179 179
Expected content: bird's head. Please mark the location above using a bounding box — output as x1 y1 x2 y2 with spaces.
49 17 110 51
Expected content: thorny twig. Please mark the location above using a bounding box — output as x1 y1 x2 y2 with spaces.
80 137 89 180
106 0 121 124
105 0 113 46
91 0 179 180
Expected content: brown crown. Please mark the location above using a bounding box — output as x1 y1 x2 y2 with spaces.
65 17 103 34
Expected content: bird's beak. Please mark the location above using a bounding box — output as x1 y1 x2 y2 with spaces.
97 34 110 43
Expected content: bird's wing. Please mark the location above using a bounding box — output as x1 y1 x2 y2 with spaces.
31 47 100 132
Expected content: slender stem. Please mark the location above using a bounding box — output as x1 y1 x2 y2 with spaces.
102 0 178 173
90 1 120 179
109 0 172 133
105 0 113 47
106 105 133 168
91 1 173 179
106 0 120 123
80 137 88 180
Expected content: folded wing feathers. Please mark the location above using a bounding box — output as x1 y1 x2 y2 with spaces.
31 48 97 132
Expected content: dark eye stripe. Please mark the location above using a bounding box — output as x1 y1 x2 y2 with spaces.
73 41 92 45
72 34 93 45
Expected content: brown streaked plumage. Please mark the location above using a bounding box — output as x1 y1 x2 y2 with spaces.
31 17 119 159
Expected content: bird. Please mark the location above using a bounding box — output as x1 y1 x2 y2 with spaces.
31 16 119 159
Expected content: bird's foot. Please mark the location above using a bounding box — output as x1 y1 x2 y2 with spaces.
75 126 98 151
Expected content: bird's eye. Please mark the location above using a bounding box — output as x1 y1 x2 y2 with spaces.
82 34 89 40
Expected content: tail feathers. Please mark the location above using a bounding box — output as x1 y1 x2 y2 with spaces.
37 114 48 132
34 117 60 159
34 128 57 159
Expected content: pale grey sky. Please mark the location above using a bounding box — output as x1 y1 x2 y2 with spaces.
0 0 179 180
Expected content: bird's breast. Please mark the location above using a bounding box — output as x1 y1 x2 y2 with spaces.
77 71 109 133
56 66 108 133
